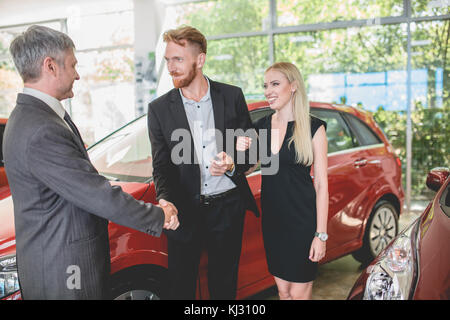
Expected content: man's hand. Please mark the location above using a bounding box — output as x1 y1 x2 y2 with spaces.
158 199 180 230
209 151 234 176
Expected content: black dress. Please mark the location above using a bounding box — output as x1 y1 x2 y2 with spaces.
256 114 327 283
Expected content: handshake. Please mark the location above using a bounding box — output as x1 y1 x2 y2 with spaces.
158 199 180 230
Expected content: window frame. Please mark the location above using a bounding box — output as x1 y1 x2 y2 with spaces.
342 112 383 147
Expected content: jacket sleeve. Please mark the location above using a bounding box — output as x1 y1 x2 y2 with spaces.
26 124 165 237
147 102 177 203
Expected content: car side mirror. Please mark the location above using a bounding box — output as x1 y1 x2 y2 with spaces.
426 167 450 192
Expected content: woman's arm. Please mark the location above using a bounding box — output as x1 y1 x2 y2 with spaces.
309 125 329 262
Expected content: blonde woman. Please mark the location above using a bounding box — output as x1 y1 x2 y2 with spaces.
238 62 328 300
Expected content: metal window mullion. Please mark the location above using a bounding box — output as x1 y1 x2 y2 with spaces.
405 0 413 217
268 0 277 64
206 15 450 42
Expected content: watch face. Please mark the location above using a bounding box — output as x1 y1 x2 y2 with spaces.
316 233 328 241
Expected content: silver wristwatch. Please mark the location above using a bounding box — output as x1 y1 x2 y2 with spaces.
315 232 328 242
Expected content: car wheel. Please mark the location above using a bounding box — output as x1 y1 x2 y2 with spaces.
352 200 398 265
110 266 167 300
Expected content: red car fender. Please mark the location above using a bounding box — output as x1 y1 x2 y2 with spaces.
357 183 402 244
109 225 168 275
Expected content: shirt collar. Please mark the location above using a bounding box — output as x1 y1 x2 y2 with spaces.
22 87 67 120
179 76 211 106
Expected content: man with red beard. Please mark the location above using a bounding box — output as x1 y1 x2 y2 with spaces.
147 26 259 299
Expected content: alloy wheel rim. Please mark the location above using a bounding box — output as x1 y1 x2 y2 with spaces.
369 206 397 257
114 289 160 300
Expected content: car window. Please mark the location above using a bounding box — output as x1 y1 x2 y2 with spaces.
439 182 450 218
310 109 358 153
250 108 275 125
344 114 382 146
88 116 152 182
0 124 4 166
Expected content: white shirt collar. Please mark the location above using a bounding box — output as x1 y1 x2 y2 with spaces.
179 76 211 106
22 87 67 120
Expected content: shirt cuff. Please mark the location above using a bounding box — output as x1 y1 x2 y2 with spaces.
225 165 236 177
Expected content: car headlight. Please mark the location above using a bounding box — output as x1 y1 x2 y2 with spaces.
0 255 20 299
363 220 419 300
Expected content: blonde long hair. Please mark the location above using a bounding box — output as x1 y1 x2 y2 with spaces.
266 62 313 166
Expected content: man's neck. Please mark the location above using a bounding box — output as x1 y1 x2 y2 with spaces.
24 81 61 101
180 74 208 102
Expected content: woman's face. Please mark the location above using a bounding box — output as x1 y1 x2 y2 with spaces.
264 69 295 111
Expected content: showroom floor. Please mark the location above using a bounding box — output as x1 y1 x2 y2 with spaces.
250 201 428 300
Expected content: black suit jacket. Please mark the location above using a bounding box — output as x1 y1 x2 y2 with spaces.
148 79 259 241
3 94 164 299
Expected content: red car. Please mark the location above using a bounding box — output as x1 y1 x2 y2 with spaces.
0 101 404 300
347 167 449 300
0 118 10 200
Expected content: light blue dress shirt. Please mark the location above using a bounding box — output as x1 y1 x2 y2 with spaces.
179 78 236 196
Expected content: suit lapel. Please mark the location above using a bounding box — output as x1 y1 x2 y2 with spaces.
168 89 191 133
168 89 197 164
209 80 225 152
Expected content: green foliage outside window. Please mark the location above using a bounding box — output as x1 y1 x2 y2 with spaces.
173 0 449 198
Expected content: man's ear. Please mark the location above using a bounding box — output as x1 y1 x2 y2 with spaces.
197 52 206 69
42 56 57 77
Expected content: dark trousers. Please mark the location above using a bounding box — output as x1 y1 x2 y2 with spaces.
167 191 245 300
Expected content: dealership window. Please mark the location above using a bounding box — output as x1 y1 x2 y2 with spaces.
412 0 450 17
172 0 270 37
408 19 449 196
0 8 135 147
68 10 136 146
206 36 269 101
276 0 403 26
274 24 408 111
0 21 63 119
163 0 449 204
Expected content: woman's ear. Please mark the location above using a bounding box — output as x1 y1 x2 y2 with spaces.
291 82 298 93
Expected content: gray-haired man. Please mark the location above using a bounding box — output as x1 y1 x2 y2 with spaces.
3 25 179 300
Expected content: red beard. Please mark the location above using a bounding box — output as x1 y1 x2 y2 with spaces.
171 62 197 89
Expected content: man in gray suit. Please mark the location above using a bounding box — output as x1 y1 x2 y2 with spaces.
3 25 179 300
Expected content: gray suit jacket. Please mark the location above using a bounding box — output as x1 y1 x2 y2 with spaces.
3 94 164 299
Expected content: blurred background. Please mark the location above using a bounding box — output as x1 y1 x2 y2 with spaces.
0 0 448 207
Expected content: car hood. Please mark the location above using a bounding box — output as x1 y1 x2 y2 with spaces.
0 196 15 255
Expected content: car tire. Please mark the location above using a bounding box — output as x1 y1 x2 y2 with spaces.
110 265 167 300
352 200 399 265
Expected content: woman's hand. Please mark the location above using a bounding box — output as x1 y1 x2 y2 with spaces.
236 136 252 151
309 237 326 262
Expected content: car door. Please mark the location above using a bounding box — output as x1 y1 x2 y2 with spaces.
342 113 385 186
310 108 366 254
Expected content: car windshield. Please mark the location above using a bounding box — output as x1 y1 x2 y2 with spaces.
88 115 152 183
